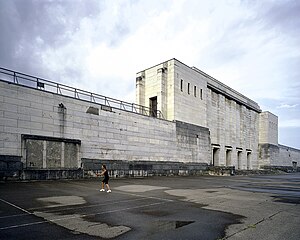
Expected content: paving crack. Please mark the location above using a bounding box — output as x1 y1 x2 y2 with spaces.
223 211 282 239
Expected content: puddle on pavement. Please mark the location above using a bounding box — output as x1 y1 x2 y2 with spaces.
114 185 169 192
273 196 300 204
33 196 131 238
36 196 86 208
141 209 170 217
153 220 195 231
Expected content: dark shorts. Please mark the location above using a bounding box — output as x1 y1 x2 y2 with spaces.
102 177 109 184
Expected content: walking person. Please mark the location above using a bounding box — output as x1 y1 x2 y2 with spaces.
98 164 111 193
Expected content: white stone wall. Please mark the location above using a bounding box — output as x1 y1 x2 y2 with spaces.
206 88 260 169
136 73 145 107
136 59 207 126
277 145 300 166
173 60 207 127
258 143 300 169
136 61 175 120
136 58 262 170
259 111 278 145
0 81 210 166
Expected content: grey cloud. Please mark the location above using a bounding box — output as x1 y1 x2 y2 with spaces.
0 1 23 69
245 0 300 42
0 0 100 74
261 0 300 37
13 0 101 46
0 0 136 78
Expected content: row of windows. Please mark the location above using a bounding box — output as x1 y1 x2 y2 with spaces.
180 79 203 99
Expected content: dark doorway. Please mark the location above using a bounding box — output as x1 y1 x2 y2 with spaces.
247 152 251 170
226 149 232 166
149 96 157 117
237 151 242 169
212 148 220 166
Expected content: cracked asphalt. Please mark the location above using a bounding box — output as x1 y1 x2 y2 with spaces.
0 173 299 240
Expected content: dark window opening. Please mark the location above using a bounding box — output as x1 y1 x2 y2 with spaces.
188 83 190 94
200 89 203 100
180 79 183 92
194 86 197 97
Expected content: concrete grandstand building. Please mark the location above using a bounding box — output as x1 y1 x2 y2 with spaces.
0 59 299 180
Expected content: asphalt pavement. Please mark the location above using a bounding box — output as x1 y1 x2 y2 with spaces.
0 173 299 240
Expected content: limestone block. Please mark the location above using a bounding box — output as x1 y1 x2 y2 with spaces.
0 86 17 98
1 102 18 113
0 147 19 155
4 96 31 107
0 117 18 127
30 122 43 130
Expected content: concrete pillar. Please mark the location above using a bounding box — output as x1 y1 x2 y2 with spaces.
61 142 65 168
42 140 46 168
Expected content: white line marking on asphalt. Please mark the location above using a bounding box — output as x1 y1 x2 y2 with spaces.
0 213 32 219
28 197 152 212
0 188 174 230
0 198 31 215
115 190 174 202
0 201 167 230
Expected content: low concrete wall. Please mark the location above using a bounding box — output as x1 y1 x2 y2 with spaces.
20 169 84 180
0 155 23 180
82 159 208 178
259 143 300 169
278 144 300 167
260 166 300 173
207 166 235 176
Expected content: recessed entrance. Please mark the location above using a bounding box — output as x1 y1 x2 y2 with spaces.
226 149 232 166
247 151 251 170
212 147 220 166
149 96 157 117
237 151 242 169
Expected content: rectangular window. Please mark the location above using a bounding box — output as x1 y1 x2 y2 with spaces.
200 89 203 100
188 83 190 94
180 79 183 92
194 86 197 97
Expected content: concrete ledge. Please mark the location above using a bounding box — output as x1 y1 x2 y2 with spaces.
82 159 209 178
20 169 84 180
260 165 300 173
207 166 235 176
0 155 23 180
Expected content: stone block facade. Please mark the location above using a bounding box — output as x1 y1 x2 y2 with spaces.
0 79 210 179
259 143 300 168
1 58 299 179
136 58 299 170
259 111 278 145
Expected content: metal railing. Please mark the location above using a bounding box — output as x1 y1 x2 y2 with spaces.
0 67 164 119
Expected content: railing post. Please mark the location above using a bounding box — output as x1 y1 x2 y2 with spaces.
13 72 18 84
91 93 94 102
57 83 62 94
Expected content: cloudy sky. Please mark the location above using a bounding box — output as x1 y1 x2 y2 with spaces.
0 0 299 149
